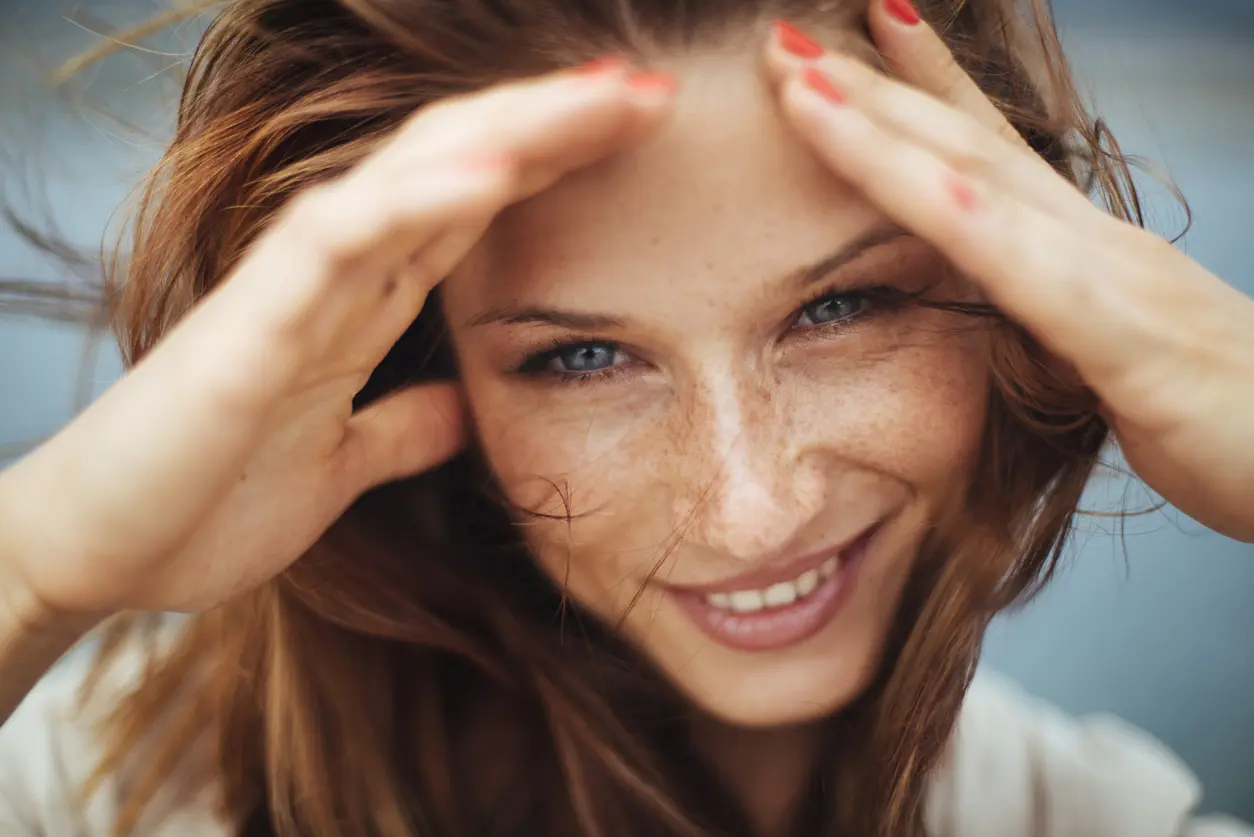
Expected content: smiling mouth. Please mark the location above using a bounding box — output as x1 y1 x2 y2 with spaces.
702 554 840 613
665 522 883 652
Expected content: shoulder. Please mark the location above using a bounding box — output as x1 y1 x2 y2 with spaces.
0 638 228 837
925 671 1253 837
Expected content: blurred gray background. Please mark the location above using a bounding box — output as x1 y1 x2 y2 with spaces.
2 0 1252 819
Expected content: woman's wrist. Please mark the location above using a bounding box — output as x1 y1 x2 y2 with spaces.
0 570 103 724
0 467 106 724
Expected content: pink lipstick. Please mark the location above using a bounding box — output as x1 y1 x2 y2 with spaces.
666 523 880 652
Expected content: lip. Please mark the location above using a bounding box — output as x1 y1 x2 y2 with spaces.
662 520 883 596
665 520 884 653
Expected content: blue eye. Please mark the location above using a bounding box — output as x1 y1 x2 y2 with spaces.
550 343 618 372
796 292 867 327
521 341 627 377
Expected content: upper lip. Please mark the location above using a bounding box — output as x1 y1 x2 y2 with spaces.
662 520 882 596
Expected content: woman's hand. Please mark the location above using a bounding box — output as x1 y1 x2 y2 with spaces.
764 5 1254 543
0 61 676 622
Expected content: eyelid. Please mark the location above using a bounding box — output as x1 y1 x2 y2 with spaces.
801 278 918 311
534 359 636 387
787 280 920 337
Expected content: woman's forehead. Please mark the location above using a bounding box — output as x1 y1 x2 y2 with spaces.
450 49 884 309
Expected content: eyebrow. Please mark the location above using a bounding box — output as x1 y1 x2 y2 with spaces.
790 223 909 292
463 223 910 331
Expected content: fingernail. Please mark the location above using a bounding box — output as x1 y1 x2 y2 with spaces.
802 67 847 105
773 20 825 59
625 70 677 94
884 0 922 25
575 55 629 75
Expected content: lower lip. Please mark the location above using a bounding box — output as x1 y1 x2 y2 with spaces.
669 528 878 653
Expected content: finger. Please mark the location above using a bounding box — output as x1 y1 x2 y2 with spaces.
764 27 1087 220
383 60 675 196
276 62 675 293
775 65 1127 366
865 0 1028 148
338 381 467 493
230 63 676 378
224 155 514 382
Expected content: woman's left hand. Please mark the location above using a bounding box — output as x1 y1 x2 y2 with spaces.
763 2 1254 543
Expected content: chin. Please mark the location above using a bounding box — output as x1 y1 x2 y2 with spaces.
663 631 889 728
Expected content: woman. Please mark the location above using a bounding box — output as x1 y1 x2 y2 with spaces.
0 0 1251 835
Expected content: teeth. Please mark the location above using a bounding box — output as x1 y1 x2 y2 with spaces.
763 581 797 607
704 560 836 612
729 590 764 613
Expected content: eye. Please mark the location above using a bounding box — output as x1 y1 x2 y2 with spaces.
795 291 868 328
519 340 628 377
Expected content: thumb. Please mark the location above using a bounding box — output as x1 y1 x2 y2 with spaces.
338 381 467 493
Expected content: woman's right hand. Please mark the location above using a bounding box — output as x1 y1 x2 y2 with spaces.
0 60 674 622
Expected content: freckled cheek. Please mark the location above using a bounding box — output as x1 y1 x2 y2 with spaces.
467 385 683 599
843 341 988 493
464 380 675 519
789 334 989 497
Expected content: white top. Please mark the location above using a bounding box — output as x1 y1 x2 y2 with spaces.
0 649 1249 837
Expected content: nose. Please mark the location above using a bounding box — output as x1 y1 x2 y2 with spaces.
670 381 827 563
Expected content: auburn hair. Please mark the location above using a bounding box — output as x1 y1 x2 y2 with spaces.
71 0 1139 835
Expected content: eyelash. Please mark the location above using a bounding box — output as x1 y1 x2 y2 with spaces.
513 282 909 386
515 339 638 387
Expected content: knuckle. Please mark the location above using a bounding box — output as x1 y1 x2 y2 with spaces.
858 64 892 97
998 121 1030 149
291 181 378 273
935 68 969 103
949 126 1001 177
286 184 341 244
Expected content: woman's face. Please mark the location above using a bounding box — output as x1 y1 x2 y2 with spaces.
443 50 989 727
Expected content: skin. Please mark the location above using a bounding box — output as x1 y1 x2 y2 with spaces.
443 48 990 733
1 1 1252 833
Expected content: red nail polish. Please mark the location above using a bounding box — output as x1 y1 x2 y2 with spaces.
773 20 825 59
625 71 676 93
802 67 847 105
884 0 922 25
946 171 978 210
575 55 628 75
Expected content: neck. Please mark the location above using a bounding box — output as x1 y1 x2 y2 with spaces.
687 714 828 837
